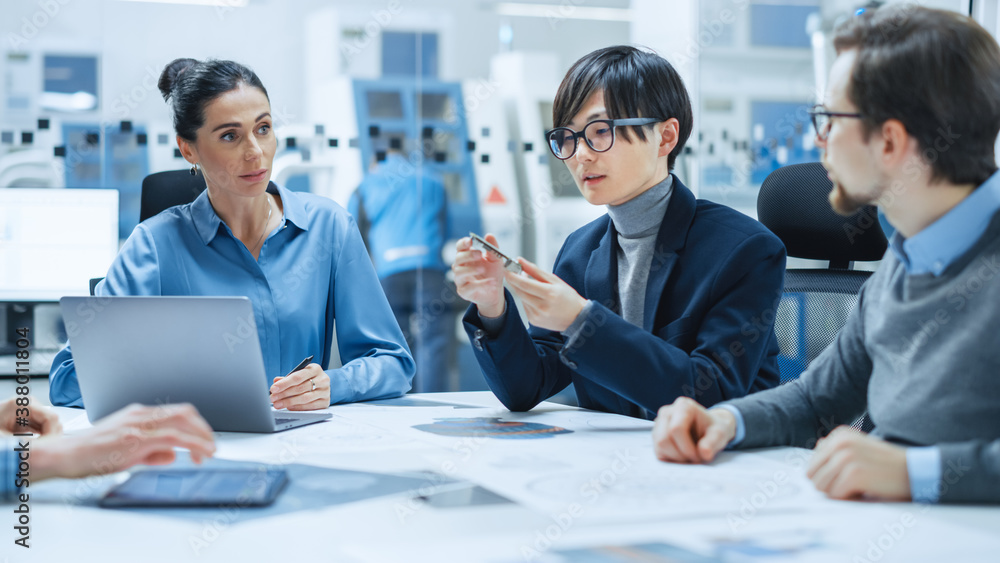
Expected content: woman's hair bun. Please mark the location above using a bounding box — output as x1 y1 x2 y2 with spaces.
158 58 200 101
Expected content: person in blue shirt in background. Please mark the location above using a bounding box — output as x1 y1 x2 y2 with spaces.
349 144 452 393
49 58 413 409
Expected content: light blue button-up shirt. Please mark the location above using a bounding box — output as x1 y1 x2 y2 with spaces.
721 170 1000 503
49 182 414 407
889 171 1000 275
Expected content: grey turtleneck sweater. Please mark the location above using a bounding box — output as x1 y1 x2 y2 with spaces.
604 175 674 327
560 175 673 343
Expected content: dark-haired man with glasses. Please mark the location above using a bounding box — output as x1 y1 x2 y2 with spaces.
654 5 1000 504
452 45 786 419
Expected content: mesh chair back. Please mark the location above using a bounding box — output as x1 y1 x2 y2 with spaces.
775 270 870 383
758 163 886 433
757 162 887 382
758 162 887 268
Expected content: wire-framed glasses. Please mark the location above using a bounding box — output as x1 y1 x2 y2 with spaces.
808 104 863 141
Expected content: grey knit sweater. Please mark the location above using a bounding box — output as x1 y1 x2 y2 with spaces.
725 210 1000 503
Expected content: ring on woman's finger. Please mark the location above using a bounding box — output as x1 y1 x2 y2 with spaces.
310 379 316 392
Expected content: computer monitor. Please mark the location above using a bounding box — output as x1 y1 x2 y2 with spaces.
0 187 118 302
40 54 100 112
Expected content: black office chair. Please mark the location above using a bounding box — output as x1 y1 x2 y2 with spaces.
757 162 888 432
139 169 207 223
89 170 206 295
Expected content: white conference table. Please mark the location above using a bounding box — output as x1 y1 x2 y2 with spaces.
8 392 1000 563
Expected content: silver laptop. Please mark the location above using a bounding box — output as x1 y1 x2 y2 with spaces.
60 296 331 432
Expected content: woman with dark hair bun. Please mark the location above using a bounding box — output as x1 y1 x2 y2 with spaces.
50 58 415 410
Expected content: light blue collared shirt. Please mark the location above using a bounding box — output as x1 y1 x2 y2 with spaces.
889 170 1000 275
723 170 1000 503
49 183 414 407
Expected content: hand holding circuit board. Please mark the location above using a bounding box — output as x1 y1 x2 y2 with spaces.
454 232 586 331
469 232 523 274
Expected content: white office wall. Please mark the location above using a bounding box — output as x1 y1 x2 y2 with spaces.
4 1 299 126
1 0 629 129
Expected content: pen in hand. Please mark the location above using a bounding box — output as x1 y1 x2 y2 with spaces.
270 355 314 406
283 355 314 378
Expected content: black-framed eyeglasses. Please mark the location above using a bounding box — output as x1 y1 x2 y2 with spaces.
808 104 863 141
545 118 664 160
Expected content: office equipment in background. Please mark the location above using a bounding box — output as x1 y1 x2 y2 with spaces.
0 188 118 302
0 188 118 367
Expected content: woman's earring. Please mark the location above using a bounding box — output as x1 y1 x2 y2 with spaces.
190 164 198 176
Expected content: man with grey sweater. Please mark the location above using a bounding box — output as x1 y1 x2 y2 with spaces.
652 5 1000 504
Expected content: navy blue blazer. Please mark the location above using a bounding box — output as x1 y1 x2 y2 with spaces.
463 176 786 419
